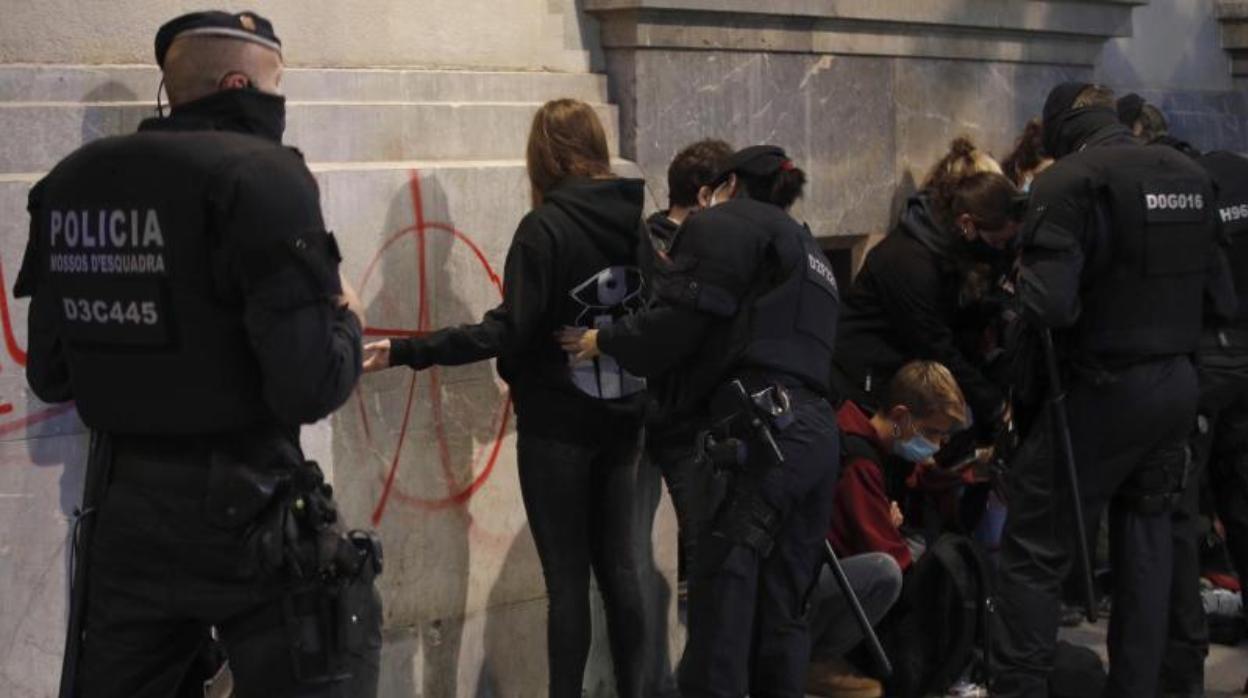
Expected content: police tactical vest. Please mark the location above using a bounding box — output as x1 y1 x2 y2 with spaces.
1068 145 1218 358
662 199 839 397
1200 151 1248 328
738 212 840 393
24 130 320 434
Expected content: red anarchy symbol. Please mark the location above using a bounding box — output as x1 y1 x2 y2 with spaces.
357 171 511 525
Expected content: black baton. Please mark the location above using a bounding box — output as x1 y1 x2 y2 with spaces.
1040 329 1098 623
823 540 892 678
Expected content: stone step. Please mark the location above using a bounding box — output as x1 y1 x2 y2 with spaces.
0 64 609 104
0 100 619 173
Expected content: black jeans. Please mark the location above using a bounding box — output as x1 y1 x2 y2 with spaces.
994 357 1196 698
649 436 726 588
517 428 647 698
79 443 382 698
679 398 840 698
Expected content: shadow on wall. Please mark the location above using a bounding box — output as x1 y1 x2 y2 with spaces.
358 172 507 697
80 82 149 150
476 524 548 697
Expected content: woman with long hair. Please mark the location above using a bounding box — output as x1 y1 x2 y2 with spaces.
834 136 1022 444
363 99 648 698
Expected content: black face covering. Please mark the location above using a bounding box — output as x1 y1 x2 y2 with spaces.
167 87 287 142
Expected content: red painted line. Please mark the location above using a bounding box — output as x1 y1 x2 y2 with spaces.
0 403 75 439
451 395 510 505
369 171 434 526
370 371 419 526
363 327 427 338
362 168 513 520
390 391 511 511
424 222 503 292
0 403 12 416
0 263 28 367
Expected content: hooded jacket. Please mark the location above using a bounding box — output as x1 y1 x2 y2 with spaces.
828 400 913 571
390 177 648 440
834 193 1004 429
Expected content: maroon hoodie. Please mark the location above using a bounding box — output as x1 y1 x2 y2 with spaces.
829 400 913 571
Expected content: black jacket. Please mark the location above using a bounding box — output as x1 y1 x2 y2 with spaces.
601 197 839 424
835 193 1005 428
1018 115 1235 361
16 89 361 434
390 177 648 441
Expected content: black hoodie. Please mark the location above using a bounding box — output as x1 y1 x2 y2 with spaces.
834 192 1005 429
390 177 648 440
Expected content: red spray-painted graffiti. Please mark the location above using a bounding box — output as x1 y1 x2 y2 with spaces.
0 258 77 436
356 171 511 526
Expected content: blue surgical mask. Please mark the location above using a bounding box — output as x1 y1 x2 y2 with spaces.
893 431 940 463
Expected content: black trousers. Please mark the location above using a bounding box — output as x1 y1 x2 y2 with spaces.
1163 362 1248 693
679 398 840 698
649 435 726 589
78 444 382 698
993 357 1196 698
516 427 647 698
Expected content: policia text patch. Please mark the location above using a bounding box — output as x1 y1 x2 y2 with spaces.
46 207 172 346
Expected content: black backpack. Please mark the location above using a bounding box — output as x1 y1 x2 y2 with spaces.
874 534 993 698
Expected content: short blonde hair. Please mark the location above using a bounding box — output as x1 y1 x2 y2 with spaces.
885 360 970 427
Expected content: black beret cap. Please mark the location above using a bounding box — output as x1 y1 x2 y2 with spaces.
1116 93 1145 127
712 145 793 186
155 11 281 68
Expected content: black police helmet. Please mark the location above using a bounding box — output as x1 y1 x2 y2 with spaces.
155 11 281 68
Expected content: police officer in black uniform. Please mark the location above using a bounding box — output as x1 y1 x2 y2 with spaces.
992 83 1235 698
17 11 382 697
564 145 841 697
1118 94 1248 696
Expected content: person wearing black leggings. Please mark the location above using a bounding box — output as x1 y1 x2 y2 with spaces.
363 98 648 698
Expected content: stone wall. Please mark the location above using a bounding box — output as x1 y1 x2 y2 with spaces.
587 0 1127 270
0 0 602 72
589 0 1242 260
1098 0 1248 154
0 1 1243 697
